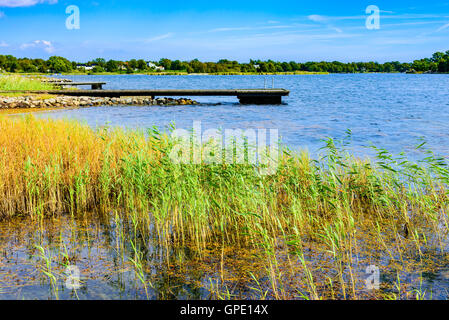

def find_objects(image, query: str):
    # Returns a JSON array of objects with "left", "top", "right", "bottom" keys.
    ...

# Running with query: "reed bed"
[
  {"left": 0, "top": 75, "right": 54, "bottom": 92},
  {"left": 1, "top": 115, "right": 449, "bottom": 299}
]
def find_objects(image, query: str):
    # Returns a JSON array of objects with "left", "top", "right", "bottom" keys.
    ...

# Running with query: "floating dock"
[{"left": 1, "top": 89, "right": 290, "bottom": 104}]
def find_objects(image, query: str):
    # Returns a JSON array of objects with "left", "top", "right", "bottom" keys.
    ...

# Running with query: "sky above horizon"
[{"left": 0, "top": 0, "right": 449, "bottom": 62}]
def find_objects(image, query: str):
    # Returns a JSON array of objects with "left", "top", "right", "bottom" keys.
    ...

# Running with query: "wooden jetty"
[
  {"left": 2, "top": 89, "right": 290, "bottom": 104},
  {"left": 41, "top": 79, "right": 73, "bottom": 83},
  {"left": 51, "top": 82, "right": 107, "bottom": 90}
]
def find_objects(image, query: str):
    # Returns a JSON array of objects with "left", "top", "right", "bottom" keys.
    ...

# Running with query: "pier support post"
[{"left": 238, "top": 95, "right": 283, "bottom": 105}]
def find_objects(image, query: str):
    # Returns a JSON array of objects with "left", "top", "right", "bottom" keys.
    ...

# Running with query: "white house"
[
  {"left": 147, "top": 62, "right": 165, "bottom": 71},
  {"left": 77, "top": 64, "right": 96, "bottom": 71}
]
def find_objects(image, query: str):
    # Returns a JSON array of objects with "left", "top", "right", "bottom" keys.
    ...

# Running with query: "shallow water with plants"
[{"left": 1, "top": 115, "right": 449, "bottom": 300}]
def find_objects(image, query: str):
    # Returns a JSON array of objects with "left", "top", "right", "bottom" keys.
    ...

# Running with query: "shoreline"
[
  {"left": 5, "top": 71, "right": 449, "bottom": 76},
  {"left": 7, "top": 71, "right": 330, "bottom": 76},
  {"left": 0, "top": 95, "right": 199, "bottom": 109}
]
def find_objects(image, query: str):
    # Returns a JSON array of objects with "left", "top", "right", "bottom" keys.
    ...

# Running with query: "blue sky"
[{"left": 0, "top": 0, "right": 449, "bottom": 62}]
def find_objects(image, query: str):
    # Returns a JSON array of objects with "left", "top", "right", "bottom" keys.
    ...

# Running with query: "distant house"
[
  {"left": 253, "top": 64, "right": 260, "bottom": 69},
  {"left": 77, "top": 64, "right": 96, "bottom": 71},
  {"left": 147, "top": 62, "right": 165, "bottom": 71}
]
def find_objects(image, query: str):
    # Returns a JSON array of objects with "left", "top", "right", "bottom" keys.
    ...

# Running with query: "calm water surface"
[{"left": 34, "top": 74, "right": 449, "bottom": 159}]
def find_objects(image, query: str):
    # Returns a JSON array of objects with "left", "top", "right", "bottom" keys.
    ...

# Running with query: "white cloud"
[
  {"left": 0, "top": 0, "right": 57, "bottom": 7},
  {"left": 306, "top": 13, "right": 446, "bottom": 22},
  {"left": 308, "top": 14, "right": 343, "bottom": 33},
  {"left": 0, "top": 41, "right": 8, "bottom": 47},
  {"left": 209, "top": 25, "right": 291, "bottom": 33},
  {"left": 145, "top": 33, "right": 174, "bottom": 42},
  {"left": 436, "top": 22, "right": 449, "bottom": 32},
  {"left": 333, "top": 27, "right": 343, "bottom": 33},
  {"left": 308, "top": 15, "right": 327, "bottom": 23},
  {"left": 20, "top": 40, "right": 54, "bottom": 53}
]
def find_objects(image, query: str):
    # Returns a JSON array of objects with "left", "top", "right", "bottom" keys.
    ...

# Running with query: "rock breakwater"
[{"left": 0, "top": 95, "right": 199, "bottom": 109}]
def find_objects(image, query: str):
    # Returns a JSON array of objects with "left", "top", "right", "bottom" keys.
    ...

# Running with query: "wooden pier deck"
[
  {"left": 52, "top": 82, "right": 107, "bottom": 90},
  {"left": 0, "top": 89, "right": 290, "bottom": 104}
]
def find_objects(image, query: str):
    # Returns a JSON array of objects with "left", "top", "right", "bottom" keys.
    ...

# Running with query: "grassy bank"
[
  {"left": 1, "top": 115, "right": 449, "bottom": 299},
  {"left": 0, "top": 75, "right": 56, "bottom": 97},
  {"left": 0, "top": 75, "right": 54, "bottom": 91}
]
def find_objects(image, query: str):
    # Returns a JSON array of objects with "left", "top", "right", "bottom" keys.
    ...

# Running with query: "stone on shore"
[{"left": 0, "top": 95, "right": 199, "bottom": 109}]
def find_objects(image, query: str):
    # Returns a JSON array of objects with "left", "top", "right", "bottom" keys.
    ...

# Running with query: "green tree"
[
  {"left": 106, "top": 60, "right": 119, "bottom": 72},
  {"left": 47, "top": 56, "right": 73, "bottom": 73},
  {"left": 281, "top": 62, "right": 292, "bottom": 72},
  {"left": 432, "top": 52, "right": 445, "bottom": 62},
  {"left": 159, "top": 58, "right": 172, "bottom": 70},
  {"left": 128, "top": 59, "right": 138, "bottom": 70},
  {"left": 93, "top": 58, "right": 106, "bottom": 67},
  {"left": 171, "top": 60, "right": 182, "bottom": 71},
  {"left": 92, "top": 65, "right": 105, "bottom": 73},
  {"left": 438, "top": 58, "right": 449, "bottom": 72},
  {"left": 137, "top": 59, "right": 147, "bottom": 71},
  {"left": 18, "top": 59, "right": 37, "bottom": 72}
]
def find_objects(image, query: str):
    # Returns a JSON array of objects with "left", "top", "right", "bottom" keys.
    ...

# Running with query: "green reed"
[{"left": 1, "top": 116, "right": 449, "bottom": 299}]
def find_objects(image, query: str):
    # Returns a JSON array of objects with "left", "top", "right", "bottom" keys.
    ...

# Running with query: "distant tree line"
[{"left": 1, "top": 51, "right": 449, "bottom": 74}]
